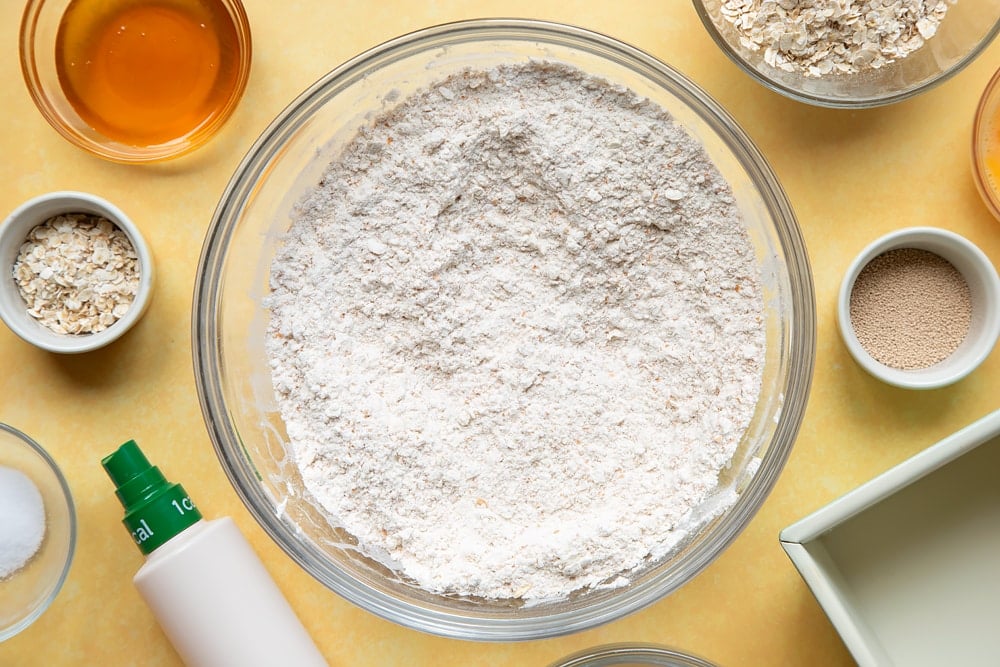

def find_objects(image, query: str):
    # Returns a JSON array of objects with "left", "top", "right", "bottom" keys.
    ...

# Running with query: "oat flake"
[{"left": 266, "top": 62, "right": 766, "bottom": 600}]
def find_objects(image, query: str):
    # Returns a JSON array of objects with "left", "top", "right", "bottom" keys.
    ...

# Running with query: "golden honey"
[{"left": 55, "top": 0, "right": 245, "bottom": 147}]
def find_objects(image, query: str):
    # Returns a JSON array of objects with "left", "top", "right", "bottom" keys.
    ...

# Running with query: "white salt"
[{"left": 0, "top": 466, "right": 46, "bottom": 579}]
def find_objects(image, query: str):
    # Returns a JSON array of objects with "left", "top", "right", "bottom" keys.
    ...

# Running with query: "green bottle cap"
[{"left": 101, "top": 440, "right": 203, "bottom": 555}]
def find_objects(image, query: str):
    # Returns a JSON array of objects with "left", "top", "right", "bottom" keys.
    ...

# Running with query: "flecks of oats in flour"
[{"left": 266, "top": 62, "right": 765, "bottom": 600}]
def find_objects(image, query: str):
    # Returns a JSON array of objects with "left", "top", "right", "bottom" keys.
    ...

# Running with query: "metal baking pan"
[{"left": 780, "top": 409, "right": 1000, "bottom": 667}]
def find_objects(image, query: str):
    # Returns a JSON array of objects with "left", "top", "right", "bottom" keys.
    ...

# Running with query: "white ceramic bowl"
[
  {"left": 838, "top": 227, "right": 1000, "bottom": 389},
  {"left": 0, "top": 191, "right": 154, "bottom": 353}
]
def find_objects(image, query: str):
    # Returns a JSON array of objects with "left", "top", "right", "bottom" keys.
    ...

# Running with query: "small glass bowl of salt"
[{"left": 0, "top": 423, "right": 76, "bottom": 642}]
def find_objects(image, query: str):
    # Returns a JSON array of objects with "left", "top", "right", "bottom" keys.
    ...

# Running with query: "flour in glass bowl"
[{"left": 265, "top": 61, "right": 765, "bottom": 601}]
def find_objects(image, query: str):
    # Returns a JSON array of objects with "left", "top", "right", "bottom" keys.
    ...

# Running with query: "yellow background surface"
[{"left": 2, "top": 1, "right": 1000, "bottom": 665}]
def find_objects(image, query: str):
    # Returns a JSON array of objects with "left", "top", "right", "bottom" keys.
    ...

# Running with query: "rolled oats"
[
  {"left": 12, "top": 213, "right": 140, "bottom": 335},
  {"left": 719, "top": 0, "right": 954, "bottom": 77}
]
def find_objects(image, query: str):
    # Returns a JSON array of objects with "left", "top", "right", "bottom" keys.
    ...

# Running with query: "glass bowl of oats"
[
  {"left": 694, "top": 0, "right": 1000, "bottom": 108},
  {"left": 0, "top": 191, "right": 154, "bottom": 353},
  {"left": 193, "top": 19, "right": 815, "bottom": 640}
]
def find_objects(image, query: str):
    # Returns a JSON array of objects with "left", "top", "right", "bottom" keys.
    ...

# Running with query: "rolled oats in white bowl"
[{"left": 0, "top": 191, "right": 154, "bottom": 353}]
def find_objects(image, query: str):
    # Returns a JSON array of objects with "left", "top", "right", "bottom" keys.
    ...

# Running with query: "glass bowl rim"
[
  {"left": 550, "top": 642, "right": 719, "bottom": 667},
  {"left": 972, "top": 64, "right": 1000, "bottom": 220},
  {"left": 193, "top": 17, "right": 816, "bottom": 640}
]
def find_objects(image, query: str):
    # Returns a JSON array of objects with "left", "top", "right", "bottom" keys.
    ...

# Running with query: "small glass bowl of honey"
[
  {"left": 19, "top": 0, "right": 251, "bottom": 163},
  {"left": 973, "top": 65, "right": 1000, "bottom": 221}
]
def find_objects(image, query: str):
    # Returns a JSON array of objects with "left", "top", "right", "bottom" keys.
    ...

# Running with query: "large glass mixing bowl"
[{"left": 193, "top": 19, "right": 815, "bottom": 640}]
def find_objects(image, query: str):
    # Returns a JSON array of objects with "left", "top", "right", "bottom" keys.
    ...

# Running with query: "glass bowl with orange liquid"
[
  {"left": 20, "top": 0, "right": 251, "bottom": 163},
  {"left": 974, "top": 66, "right": 1000, "bottom": 221}
]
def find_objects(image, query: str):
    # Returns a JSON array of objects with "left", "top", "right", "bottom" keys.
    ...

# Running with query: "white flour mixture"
[{"left": 266, "top": 62, "right": 765, "bottom": 600}]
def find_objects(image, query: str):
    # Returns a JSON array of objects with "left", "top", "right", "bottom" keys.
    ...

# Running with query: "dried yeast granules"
[{"left": 849, "top": 247, "right": 971, "bottom": 370}]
